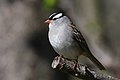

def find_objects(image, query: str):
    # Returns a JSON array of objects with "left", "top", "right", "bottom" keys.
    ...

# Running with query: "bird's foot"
[
  {"left": 71, "top": 60, "right": 80, "bottom": 75},
  {"left": 73, "top": 60, "right": 78, "bottom": 70},
  {"left": 58, "top": 55, "right": 65, "bottom": 70}
]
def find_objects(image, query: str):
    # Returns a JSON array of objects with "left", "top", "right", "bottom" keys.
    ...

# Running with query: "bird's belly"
[
  {"left": 55, "top": 43, "right": 82, "bottom": 60},
  {"left": 49, "top": 27, "right": 82, "bottom": 59},
  {"left": 49, "top": 35, "right": 82, "bottom": 59}
]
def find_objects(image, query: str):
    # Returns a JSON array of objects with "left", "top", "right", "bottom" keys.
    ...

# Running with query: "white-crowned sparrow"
[{"left": 45, "top": 12, "right": 105, "bottom": 70}]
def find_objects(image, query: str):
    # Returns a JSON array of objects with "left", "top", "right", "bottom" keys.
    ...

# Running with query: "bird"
[{"left": 45, "top": 12, "right": 105, "bottom": 70}]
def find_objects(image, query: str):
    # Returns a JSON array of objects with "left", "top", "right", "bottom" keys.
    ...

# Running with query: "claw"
[
  {"left": 58, "top": 55, "right": 65, "bottom": 70},
  {"left": 73, "top": 60, "right": 78, "bottom": 70},
  {"left": 59, "top": 63, "right": 65, "bottom": 70}
]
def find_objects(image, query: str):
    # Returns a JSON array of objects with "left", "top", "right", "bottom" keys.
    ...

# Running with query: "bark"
[{"left": 52, "top": 56, "right": 120, "bottom": 80}]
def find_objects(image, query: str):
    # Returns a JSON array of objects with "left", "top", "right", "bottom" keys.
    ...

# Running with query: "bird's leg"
[
  {"left": 59, "top": 55, "right": 63, "bottom": 58},
  {"left": 71, "top": 56, "right": 80, "bottom": 74},
  {"left": 72, "top": 59, "right": 78, "bottom": 70},
  {"left": 58, "top": 55, "right": 65, "bottom": 70},
  {"left": 73, "top": 60, "right": 80, "bottom": 76}
]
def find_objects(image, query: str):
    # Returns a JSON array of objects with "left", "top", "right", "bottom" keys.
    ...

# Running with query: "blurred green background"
[{"left": 0, "top": 0, "right": 120, "bottom": 80}]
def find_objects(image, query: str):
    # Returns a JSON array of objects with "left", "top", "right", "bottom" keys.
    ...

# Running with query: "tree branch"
[{"left": 51, "top": 56, "right": 120, "bottom": 80}]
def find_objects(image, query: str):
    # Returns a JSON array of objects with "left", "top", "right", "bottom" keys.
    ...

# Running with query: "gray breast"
[
  {"left": 48, "top": 23, "right": 73, "bottom": 49},
  {"left": 48, "top": 23, "right": 81, "bottom": 59}
]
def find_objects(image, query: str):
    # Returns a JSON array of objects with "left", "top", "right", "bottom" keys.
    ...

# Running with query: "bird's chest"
[
  {"left": 48, "top": 26, "right": 73, "bottom": 49},
  {"left": 49, "top": 30, "right": 80, "bottom": 59},
  {"left": 48, "top": 24, "right": 82, "bottom": 59}
]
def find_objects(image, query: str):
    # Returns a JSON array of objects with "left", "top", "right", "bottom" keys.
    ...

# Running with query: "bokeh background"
[{"left": 0, "top": 0, "right": 120, "bottom": 80}]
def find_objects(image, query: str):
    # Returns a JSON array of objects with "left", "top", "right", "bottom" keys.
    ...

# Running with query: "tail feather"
[{"left": 87, "top": 53, "right": 106, "bottom": 70}]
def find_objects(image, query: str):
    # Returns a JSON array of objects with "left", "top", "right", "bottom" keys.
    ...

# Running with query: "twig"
[{"left": 51, "top": 56, "right": 120, "bottom": 80}]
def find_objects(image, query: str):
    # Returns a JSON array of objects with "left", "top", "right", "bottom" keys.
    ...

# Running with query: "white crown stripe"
[
  {"left": 53, "top": 13, "right": 63, "bottom": 19},
  {"left": 49, "top": 13, "right": 56, "bottom": 18}
]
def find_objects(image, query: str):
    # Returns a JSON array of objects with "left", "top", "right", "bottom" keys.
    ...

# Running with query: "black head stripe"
[
  {"left": 49, "top": 12, "right": 64, "bottom": 20},
  {"left": 49, "top": 13, "right": 57, "bottom": 20}
]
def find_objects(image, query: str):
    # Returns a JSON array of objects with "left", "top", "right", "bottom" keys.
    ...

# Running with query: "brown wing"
[
  {"left": 71, "top": 24, "right": 106, "bottom": 70},
  {"left": 70, "top": 24, "right": 90, "bottom": 52}
]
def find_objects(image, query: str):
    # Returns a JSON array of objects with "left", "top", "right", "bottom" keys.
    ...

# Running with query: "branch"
[{"left": 51, "top": 56, "right": 120, "bottom": 80}]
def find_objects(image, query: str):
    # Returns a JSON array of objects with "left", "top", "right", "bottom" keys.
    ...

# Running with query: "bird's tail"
[{"left": 87, "top": 52, "right": 106, "bottom": 70}]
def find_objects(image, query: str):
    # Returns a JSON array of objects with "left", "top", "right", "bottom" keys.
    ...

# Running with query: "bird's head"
[{"left": 44, "top": 12, "right": 66, "bottom": 25}]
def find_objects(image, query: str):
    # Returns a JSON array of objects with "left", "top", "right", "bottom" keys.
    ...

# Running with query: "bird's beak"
[{"left": 44, "top": 19, "right": 51, "bottom": 24}]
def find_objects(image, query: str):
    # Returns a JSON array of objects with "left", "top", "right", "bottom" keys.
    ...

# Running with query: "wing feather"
[{"left": 70, "top": 24, "right": 90, "bottom": 52}]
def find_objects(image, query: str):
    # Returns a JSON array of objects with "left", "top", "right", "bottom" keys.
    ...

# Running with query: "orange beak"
[{"left": 44, "top": 19, "right": 51, "bottom": 24}]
